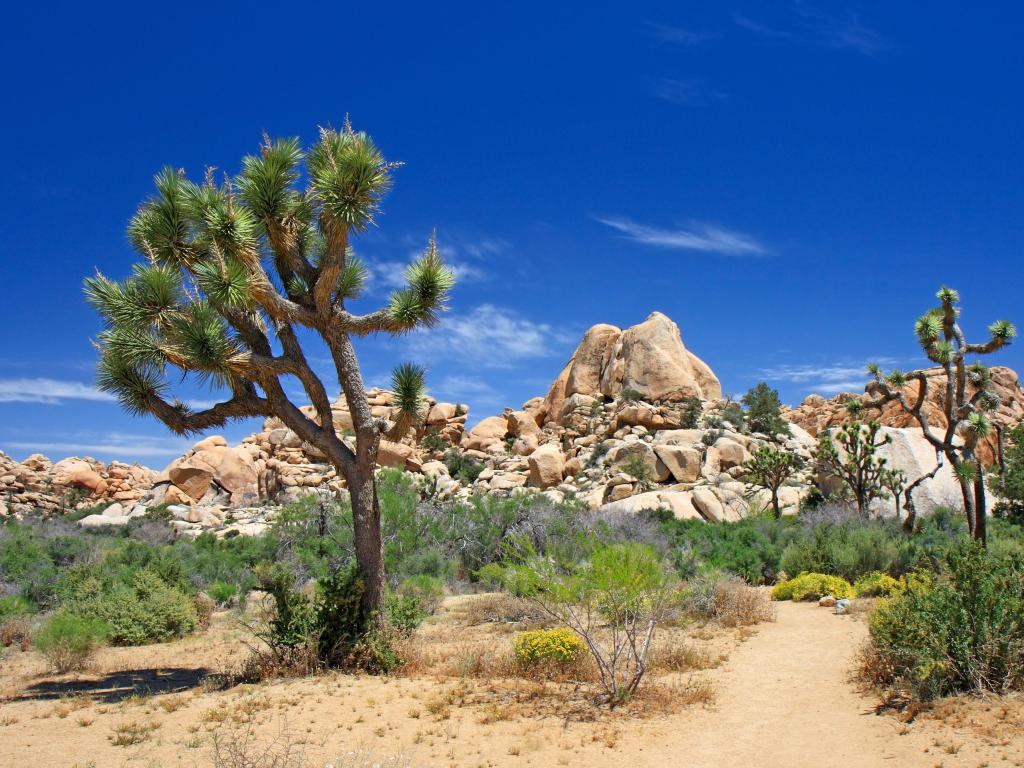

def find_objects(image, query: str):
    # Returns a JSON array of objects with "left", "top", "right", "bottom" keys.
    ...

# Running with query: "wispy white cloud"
[
  {"left": 0, "top": 378, "right": 114, "bottom": 405},
  {"left": 411, "top": 305, "right": 573, "bottom": 369},
  {"left": 735, "top": 3, "right": 889, "bottom": 56},
  {"left": 647, "top": 22, "right": 716, "bottom": 46},
  {"left": 363, "top": 234, "right": 501, "bottom": 296},
  {"left": 5, "top": 432, "right": 194, "bottom": 460},
  {"left": 594, "top": 216, "right": 767, "bottom": 256},
  {"left": 651, "top": 77, "right": 725, "bottom": 107},
  {"left": 759, "top": 358, "right": 901, "bottom": 394}
]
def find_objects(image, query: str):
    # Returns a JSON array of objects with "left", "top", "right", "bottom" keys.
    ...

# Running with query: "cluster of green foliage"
[
  {"left": 442, "top": 448, "right": 485, "bottom": 485},
  {"left": 994, "top": 421, "right": 1024, "bottom": 524},
  {"left": 504, "top": 542, "right": 676, "bottom": 705},
  {"left": 741, "top": 382, "right": 790, "bottom": 436},
  {"left": 868, "top": 542, "right": 1024, "bottom": 699},
  {"left": 620, "top": 388, "right": 646, "bottom": 403},
  {"left": 621, "top": 454, "right": 654, "bottom": 491},
  {"left": 32, "top": 611, "right": 108, "bottom": 672},
  {"left": 742, "top": 445, "right": 803, "bottom": 518}
]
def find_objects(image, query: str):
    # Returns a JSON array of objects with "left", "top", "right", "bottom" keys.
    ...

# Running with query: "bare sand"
[{"left": 0, "top": 598, "right": 1021, "bottom": 768}]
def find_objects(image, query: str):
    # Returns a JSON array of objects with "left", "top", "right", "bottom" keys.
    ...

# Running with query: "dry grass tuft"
[
  {"left": 456, "top": 593, "right": 550, "bottom": 628},
  {"left": 649, "top": 642, "right": 725, "bottom": 673},
  {"left": 108, "top": 719, "right": 161, "bottom": 747},
  {"left": 712, "top": 579, "right": 776, "bottom": 627}
]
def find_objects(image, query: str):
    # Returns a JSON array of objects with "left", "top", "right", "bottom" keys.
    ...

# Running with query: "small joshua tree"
[
  {"left": 863, "top": 287, "right": 1016, "bottom": 544},
  {"left": 743, "top": 444, "right": 803, "bottom": 518},
  {"left": 816, "top": 415, "right": 893, "bottom": 516},
  {"left": 84, "top": 123, "right": 455, "bottom": 615},
  {"left": 879, "top": 467, "right": 907, "bottom": 520}
]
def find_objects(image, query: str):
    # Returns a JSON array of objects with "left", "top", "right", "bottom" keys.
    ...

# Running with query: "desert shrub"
[
  {"left": 0, "top": 594, "right": 34, "bottom": 622},
  {"left": 866, "top": 542, "right": 1024, "bottom": 700},
  {"left": 513, "top": 628, "right": 585, "bottom": 668},
  {"left": 208, "top": 580, "right": 238, "bottom": 607},
  {"left": 853, "top": 571, "right": 901, "bottom": 597},
  {"left": 459, "top": 593, "right": 548, "bottom": 625},
  {"left": 655, "top": 512, "right": 797, "bottom": 584},
  {"left": 741, "top": 382, "right": 789, "bottom": 436},
  {"left": 719, "top": 401, "right": 746, "bottom": 432},
  {"left": 397, "top": 575, "right": 444, "bottom": 614},
  {"left": 678, "top": 397, "right": 702, "bottom": 429},
  {"left": 33, "top": 611, "right": 107, "bottom": 672},
  {"left": 420, "top": 428, "right": 447, "bottom": 454},
  {"left": 506, "top": 542, "right": 676, "bottom": 705},
  {"left": 62, "top": 568, "right": 198, "bottom": 645},
  {"left": 686, "top": 572, "right": 776, "bottom": 626},
  {"left": 772, "top": 572, "right": 853, "bottom": 601},
  {"left": 256, "top": 563, "right": 401, "bottom": 674},
  {"left": 620, "top": 388, "right": 645, "bottom": 403},
  {"left": 994, "top": 499, "right": 1024, "bottom": 526},
  {"left": 474, "top": 562, "right": 506, "bottom": 588},
  {"left": 778, "top": 519, "right": 903, "bottom": 582},
  {"left": 621, "top": 454, "right": 653, "bottom": 491},
  {"left": 443, "top": 448, "right": 484, "bottom": 485}
]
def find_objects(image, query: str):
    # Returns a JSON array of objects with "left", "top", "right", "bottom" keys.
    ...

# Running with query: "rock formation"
[
  {"left": 786, "top": 366, "right": 1024, "bottom": 466},
  {"left": 3, "top": 311, "right": 1019, "bottom": 537},
  {"left": 0, "top": 451, "right": 155, "bottom": 517}
]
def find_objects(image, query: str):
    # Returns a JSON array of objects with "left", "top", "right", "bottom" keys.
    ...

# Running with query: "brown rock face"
[
  {"left": 786, "top": 366, "right": 1024, "bottom": 465},
  {"left": 536, "top": 312, "right": 721, "bottom": 426},
  {"left": 600, "top": 313, "right": 722, "bottom": 402}
]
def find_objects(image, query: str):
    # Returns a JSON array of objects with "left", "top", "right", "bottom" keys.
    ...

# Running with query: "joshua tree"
[
  {"left": 863, "top": 287, "right": 1016, "bottom": 544},
  {"left": 816, "top": 417, "right": 893, "bottom": 516},
  {"left": 84, "top": 124, "right": 454, "bottom": 614},
  {"left": 879, "top": 467, "right": 907, "bottom": 520},
  {"left": 743, "top": 444, "right": 803, "bottom": 518}
]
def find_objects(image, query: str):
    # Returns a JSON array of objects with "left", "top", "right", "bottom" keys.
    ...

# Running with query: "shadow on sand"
[{"left": 11, "top": 667, "right": 214, "bottom": 704}]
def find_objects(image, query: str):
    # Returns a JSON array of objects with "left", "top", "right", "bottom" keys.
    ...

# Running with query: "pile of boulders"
[
  {"left": 0, "top": 451, "right": 156, "bottom": 518},
  {"left": 7, "top": 310, "right": 1020, "bottom": 538}
]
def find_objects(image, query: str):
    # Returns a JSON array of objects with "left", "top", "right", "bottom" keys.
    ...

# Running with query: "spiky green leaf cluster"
[
  {"left": 915, "top": 312, "right": 943, "bottom": 345},
  {"left": 886, "top": 369, "right": 906, "bottom": 388},
  {"left": 335, "top": 250, "right": 368, "bottom": 300},
  {"left": 387, "top": 238, "right": 455, "bottom": 330},
  {"left": 307, "top": 126, "right": 396, "bottom": 234},
  {"left": 237, "top": 137, "right": 304, "bottom": 222},
  {"left": 936, "top": 285, "right": 961, "bottom": 306},
  {"left": 965, "top": 411, "right": 992, "bottom": 438},
  {"left": 989, "top": 319, "right": 1017, "bottom": 342},
  {"left": 391, "top": 362, "right": 427, "bottom": 420}
]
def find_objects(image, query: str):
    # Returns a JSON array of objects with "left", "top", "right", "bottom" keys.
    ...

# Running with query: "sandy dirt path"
[{"left": 604, "top": 601, "right": 980, "bottom": 768}]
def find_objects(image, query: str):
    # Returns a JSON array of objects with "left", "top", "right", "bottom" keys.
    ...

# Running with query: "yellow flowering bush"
[
  {"left": 853, "top": 571, "right": 901, "bottom": 597},
  {"left": 854, "top": 570, "right": 932, "bottom": 598},
  {"left": 771, "top": 572, "right": 853, "bottom": 601},
  {"left": 512, "top": 628, "right": 585, "bottom": 667}
]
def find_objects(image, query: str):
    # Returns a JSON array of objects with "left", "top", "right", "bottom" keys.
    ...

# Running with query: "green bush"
[
  {"left": 0, "top": 595, "right": 35, "bottom": 622},
  {"left": 33, "top": 611, "right": 107, "bottom": 672},
  {"left": 208, "top": 581, "right": 238, "bottom": 607},
  {"left": 443, "top": 448, "right": 485, "bottom": 485},
  {"left": 772, "top": 572, "right": 853, "bottom": 601},
  {"left": 867, "top": 542, "right": 1024, "bottom": 699},
  {"left": 64, "top": 569, "right": 199, "bottom": 645},
  {"left": 513, "top": 628, "right": 585, "bottom": 667},
  {"left": 259, "top": 564, "right": 402, "bottom": 674}
]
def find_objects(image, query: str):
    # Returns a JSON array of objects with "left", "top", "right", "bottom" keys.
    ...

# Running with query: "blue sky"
[{"left": 1, "top": 2, "right": 1021, "bottom": 466}]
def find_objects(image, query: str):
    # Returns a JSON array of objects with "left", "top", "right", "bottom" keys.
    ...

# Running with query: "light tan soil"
[{"left": 0, "top": 597, "right": 1021, "bottom": 768}]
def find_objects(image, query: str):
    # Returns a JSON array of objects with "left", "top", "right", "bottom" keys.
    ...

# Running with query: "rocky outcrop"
[
  {"left": 786, "top": 366, "right": 1024, "bottom": 466},
  {"left": 0, "top": 450, "right": 155, "bottom": 518}
]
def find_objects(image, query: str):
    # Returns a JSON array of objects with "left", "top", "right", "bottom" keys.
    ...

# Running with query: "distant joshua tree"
[
  {"left": 84, "top": 122, "right": 455, "bottom": 613},
  {"left": 863, "top": 287, "right": 1016, "bottom": 544}
]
